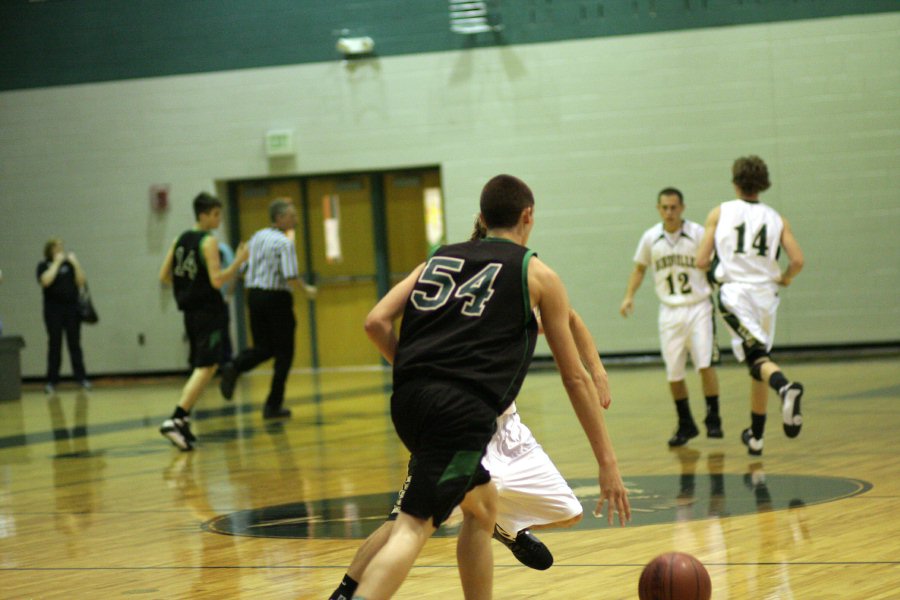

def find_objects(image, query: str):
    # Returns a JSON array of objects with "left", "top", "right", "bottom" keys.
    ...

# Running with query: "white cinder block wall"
[{"left": 0, "top": 14, "right": 898, "bottom": 377}]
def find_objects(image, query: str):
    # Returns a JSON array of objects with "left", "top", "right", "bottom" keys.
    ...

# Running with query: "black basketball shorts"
[
  {"left": 183, "top": 304, "right": 227, "bottom": 368},
  {"left": 390, "top": 381, "right": 497, "bottom": 528}
]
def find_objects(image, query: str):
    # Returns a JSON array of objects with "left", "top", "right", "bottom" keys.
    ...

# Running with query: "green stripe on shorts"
[{"left": 437, "top": 450, "right": 482, "bottom": 486}]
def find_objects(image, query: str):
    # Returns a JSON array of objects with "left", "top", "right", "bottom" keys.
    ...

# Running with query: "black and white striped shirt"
[{"left": 244, "top": 227, "right": 299, "bottom": 291}]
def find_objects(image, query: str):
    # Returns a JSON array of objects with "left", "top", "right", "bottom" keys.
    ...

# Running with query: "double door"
[{"left": 229, "top": 168, "right": 440, "bottom": 369}]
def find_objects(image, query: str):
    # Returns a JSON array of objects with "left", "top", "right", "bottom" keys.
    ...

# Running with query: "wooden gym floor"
[{"left": 1, "top": 356, "right": 898, "bottom": 599}]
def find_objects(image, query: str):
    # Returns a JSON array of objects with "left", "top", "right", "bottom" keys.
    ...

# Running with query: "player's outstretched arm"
[
  {"left": 530, "top": 257, "right": 630, "bottom": 526},
  {"left": 696, "top": 206, "right": 720, "bottom": 271},
  {"left": 364, "top": 263, "right": 424, "bottom": 364},
  {"left": 569, "top": 308, "right": 612, "bottom": 409}
]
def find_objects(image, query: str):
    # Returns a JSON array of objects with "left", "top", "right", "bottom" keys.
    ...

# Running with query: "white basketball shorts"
[
  {"left": 446, "top": 406, "right": 582, "bottom": 534},
  {"left": 658, "top": 298, "right": 717, "bottom": 381},
  {"left": 717, "top": 282, "right": 779, "bottom": 362}
]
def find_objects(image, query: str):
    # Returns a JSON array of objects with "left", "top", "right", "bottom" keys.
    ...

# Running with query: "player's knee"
[
  {"left": 460, "top": 481, "right": 497, "bottom": 525},
  {"left": 556, "top": 512, "right": 583, "bottom": 529},
  {"left": 748, "top": 356, "right": 770, "bottom": 381},
  {"left": 744, "top": 342, "right": 770, "bottom": 381}
]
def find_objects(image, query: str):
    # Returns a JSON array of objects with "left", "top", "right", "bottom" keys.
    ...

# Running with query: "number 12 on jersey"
[
  {"left": 411, "top": 257, "right": 502, "bottom": 317},
  {"left": 665, "top": 272, "right": 692, "bottom": 295}
]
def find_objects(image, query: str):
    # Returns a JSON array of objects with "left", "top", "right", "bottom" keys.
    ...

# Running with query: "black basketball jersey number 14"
[{"left": 172, "top": 230, "right": 222, "bottom": 311}]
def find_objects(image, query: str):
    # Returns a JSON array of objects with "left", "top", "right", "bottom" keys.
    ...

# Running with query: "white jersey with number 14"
[{"left": 713, "top": 199, "right": 783, "bottom": 286}]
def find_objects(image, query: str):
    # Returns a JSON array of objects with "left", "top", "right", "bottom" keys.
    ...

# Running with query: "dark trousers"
[
  {"left": 44, "top": 302, "right": 86, "bottom": 384},
  {"left": 221, "top": 302, "right": 234, "bottom": 363},
  {"left": 233, "top": 289, "right": 295, "bottom": 409}
]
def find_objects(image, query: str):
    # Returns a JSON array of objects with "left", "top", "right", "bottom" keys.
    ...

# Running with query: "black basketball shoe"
[
  {"left": 493, "top": 526, "right": 553, "bottom": 570},
  {"left": 704, "top": 414, "right": 723, "bottom": 439},
  {"left": 160, "top": 418, "right": 193, "bottom": 451},
  {"left": 779, "top": 382, "right": 803, "bottom": 438},
  {"left": 741, "top": 427, "right": 764, "bottom": 456},
  {"left": 667, "top": 421, "right": 699, "bottom": 447}
]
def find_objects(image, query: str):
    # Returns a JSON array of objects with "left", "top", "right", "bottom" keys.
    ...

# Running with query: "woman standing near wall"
[{"left": 37, "top": 238, "right": 90, "bottom": 394}]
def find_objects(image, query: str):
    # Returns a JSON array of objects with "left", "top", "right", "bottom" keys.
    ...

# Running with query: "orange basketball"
[{"left": 638, "top": 552, "right": 711, "bottom": 600}]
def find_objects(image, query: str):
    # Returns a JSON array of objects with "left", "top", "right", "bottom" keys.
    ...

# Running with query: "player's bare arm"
[
  {"left": 696, "top": 206, "right": 721, "bottom": 271},
  {"left": 202, "top": 237, "right": 248, "bottom": 289},
  {"left": 569, "top": 308, "right": 612, "bottom": 409},
  {"left": 619, "top": 263, "right": 647, "bottom": 317},
  {"left": 778, "top": 217, "right": 804, "bottom": 287},
  {"left": 529, "top": 256, "right": 630, "bottom": 526},
  {"left": 364, "top": 263, "right": 424, "bottom": 364},
  {"left": 534, "top": 309, "right": 611, "bottom": 408}
]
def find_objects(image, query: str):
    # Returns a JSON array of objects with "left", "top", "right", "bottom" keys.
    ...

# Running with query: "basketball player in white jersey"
[
  {"left": 696, "top": 156, "right": 805, "bottom": 456},
  {"left": 620, "top": 188, "right": 721, "bottom": 447}
]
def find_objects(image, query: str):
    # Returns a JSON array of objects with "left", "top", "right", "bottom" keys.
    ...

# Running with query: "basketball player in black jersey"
[
  {"left": 351, "top": 175, "right": 630, "bottom": 600},
  {"left": 158, "top": 192, "right": 248, "bottom": 451},
  {"left": 329, "top": 221, "right": 613, "bottom": 599}
]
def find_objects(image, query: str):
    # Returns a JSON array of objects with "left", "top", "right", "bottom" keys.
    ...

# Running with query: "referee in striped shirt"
[{"left": 219, "top": 198, "right": 314, "bottom": 418}]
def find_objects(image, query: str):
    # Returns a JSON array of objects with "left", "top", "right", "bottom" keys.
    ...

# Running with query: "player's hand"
[
  {"left": 593, "top": 466, "right": 630, "bottom": 527},
  {"left": 593, "top": 371, "right": 612, "bottom": 409},
  {"left": 778, "top": 273, "right": 792, "bottom": 287},
  {"left": 619, "top": 298, "right": 633, "bottom": 318}
]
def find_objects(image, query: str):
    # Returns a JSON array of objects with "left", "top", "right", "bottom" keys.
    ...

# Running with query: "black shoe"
[
  {"left": 704, "top": 414, "right": 723, "bottom": 438},
  {"left": 667, "top": 422, "right": 699, "bottom": 447},
  {"left": 779, "top": 382, "right": 803, "bottom": 438},
  {"left": 741, "top": 427, "right": 763, "bottom": 456},
  {"left": 263, "top": 406, "right": 292, "bottom": 419},
  {"left": 493, "top": 526, "right": 553, "bottom": 570},
  {"left": 160, "top": 418, "right": 193, "bottom": 451},
  {"left": 180, "top": 417, "right": 197, "bottom": 443},
  {"left": 219, "top": 363, "right": 238, "bottom": 401}
]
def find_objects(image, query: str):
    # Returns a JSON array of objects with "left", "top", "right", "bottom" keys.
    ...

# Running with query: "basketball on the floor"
[{"left": 638, "top": 552, "right": 711, "bottom": 600}]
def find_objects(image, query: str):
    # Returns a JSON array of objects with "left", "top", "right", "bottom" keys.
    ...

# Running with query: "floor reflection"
[
  {"left": 203, "top": 446, "right": 868, "bottom": 541},
  {"left": 48, "top": 391, "right": 107, "bottom": 550}
]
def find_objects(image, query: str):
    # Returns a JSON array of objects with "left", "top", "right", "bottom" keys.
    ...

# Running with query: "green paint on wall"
[{"left": 2, "top": 0, "right": 897, "bottom": 91}]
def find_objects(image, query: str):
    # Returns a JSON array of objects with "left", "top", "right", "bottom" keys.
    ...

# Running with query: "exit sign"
[{"left": 265, "top": 129, "right": 295, "bottom": 157}]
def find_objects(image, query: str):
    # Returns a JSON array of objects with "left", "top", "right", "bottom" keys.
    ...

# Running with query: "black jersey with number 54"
[{"left": 393, "top": 237, "right": 539, "bottom": 415}]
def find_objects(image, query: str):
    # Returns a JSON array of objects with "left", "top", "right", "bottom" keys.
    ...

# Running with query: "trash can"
[{"left": 0, "top": 336, "right": 26, "bottom": 401}]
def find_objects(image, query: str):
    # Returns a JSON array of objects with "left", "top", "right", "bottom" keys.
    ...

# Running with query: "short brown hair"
[
  {"left": 193, "top": 192, "right": 222, "bottom": 219},
  {"left": 657, "top": 187, "right": 684, "bottom": 204},
  {"left": 480, "top": 175, "right": 534, "bottom": 229},
  {"left": 44, "top": 238, "right": 62, "bottom": 261},
  {"left": 732, "top": 155, "right": 771, "bottom": 196}
]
